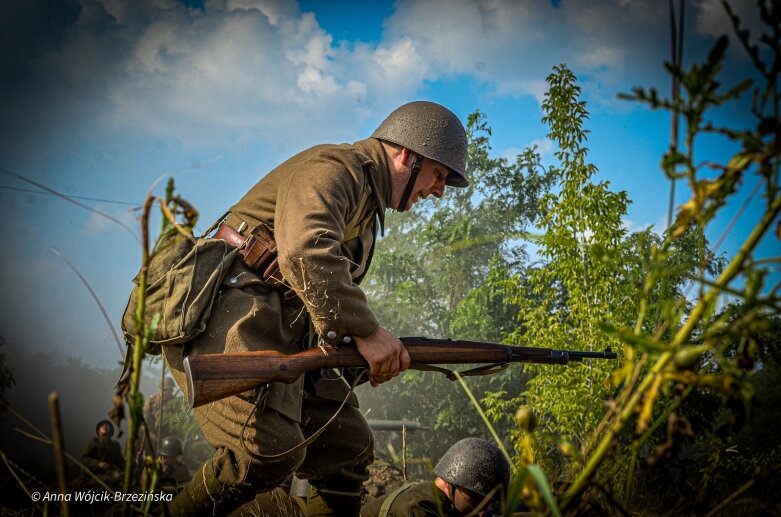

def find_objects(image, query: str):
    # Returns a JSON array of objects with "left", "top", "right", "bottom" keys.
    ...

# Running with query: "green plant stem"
[
  {"left": 453, "top": 371, "right": 512, "bottom": 464},
  {"left": 123, "top": 196, "right": 154, "bottom": 503},
  {"left": 561, "top": 192, "right": 781, "bottom": 510}
]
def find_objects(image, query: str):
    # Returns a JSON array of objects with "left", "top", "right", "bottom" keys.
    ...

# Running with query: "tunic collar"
[{"left": 352, "top": 138, "right": 392, "bottom": 235}]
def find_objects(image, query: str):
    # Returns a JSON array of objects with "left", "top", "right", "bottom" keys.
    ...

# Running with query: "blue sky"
[{"left": 0, "top": 0, "right": 776, "bottom": 370}]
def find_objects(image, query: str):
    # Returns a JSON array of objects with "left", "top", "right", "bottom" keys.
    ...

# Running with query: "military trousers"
[{"left": 163, "top": 347, "right": 373, "bottom": 514}]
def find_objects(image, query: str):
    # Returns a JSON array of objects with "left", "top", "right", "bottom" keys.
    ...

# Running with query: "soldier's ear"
[{"left": 402, "top": 148, "right": 421, "bottom": 171}]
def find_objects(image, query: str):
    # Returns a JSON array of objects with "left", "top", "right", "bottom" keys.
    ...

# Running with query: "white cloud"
[
  {"left": 218, "top": 0, "right": 299, "bottom": 24},
  {"left": 346, "top": 80, "right": 368, "bottom": 103},
  {"left": 575, "top": 45, "right": 626, "bottom": 72},
  {"left": 297, "top": 67, "right": 339, "bottom": 95},
  {"left": 286, "top": 15, "right": 333, "bottom": 68},
  {"left": 6, "top": 0, "right": 757, "bottom": 154},
  {"left": 622, "top": 215, "right": 654, "bottom": 234},
  {"left": 529, "top": 138, "right": 553, "bottom": 156},
  {"left": 17, "top": 1, "right": 396, "bottom": 149},
  {"left": 694, "top": 0, "right": 763, "bottom": 41},
  {"left": 500, "top": 138, "right": 554, "bottom": 164},
  {"left": 372, "top": 38, "right": 429, "bottom": 86},
  {"left": 383, "top": 0, "right": 673, "bottom": 103}
]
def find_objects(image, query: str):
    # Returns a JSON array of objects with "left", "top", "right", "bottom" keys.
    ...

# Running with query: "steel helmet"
[
  {"left": 434, "top": 437, "right": 511, "bottom": 499},
  {"left": 371, "top": 101, "right": 469, "bottom": 189},
  {"left": 95, "top": 419, "right": 115, "bottom": 437},
  {"left": 159, "top": 436, "right": 183, "bottom": 457}
]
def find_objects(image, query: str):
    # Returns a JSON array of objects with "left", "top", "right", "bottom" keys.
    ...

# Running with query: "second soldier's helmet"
[
  {"left": 95, "top": 419, "right": 115, "bottom": 437},
  {"left": 159, "top": 436, "right": 183, "bottom": 457},
  {"left": 371, "top": 101, "right": 469, "bottom": 188},
  {"left": 434, "top": 437, "right": 511, "bottom": 499}
]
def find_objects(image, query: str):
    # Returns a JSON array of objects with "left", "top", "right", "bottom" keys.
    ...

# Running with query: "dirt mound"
[{"left": 363, "top": 461, "right": 406, "bottom": 499}]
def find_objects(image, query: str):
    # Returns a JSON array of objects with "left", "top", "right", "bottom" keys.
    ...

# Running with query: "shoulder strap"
[
  {"left": 379, "top": 482, "right": 417, "bottom": 517},
  {"left": 343, "top": 183, "right": 372, "bottom": 242}
]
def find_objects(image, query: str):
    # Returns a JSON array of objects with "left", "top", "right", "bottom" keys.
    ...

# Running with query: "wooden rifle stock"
[{"left": 184, "top": 337, "right": 617, "bottom": 408}]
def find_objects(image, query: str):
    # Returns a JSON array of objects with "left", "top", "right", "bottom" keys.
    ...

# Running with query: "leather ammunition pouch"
[{"left": 214, "top": 222, "right": 303, "bottom": 308}]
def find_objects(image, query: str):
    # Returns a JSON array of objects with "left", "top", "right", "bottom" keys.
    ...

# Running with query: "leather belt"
[{"left": 213, "top": 222, "right": 303, "bottom": 308}]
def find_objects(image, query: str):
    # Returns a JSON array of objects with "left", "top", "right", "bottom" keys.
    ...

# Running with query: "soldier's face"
[
  {"left": 98, "top": 423, "right": 112, "bottom": 439},
  {"left": 159, "top": 455, "right": 175, "bottom": 468},
  {"left": 453, "top": 486, "right": 488, "bottom": 516},
  {"left": 402, "top": 158, "right": 449, "bottom": 210}
]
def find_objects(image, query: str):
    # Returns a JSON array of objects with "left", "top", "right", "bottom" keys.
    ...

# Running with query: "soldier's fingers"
[
  {"left": 369, "top": 375, "right": 385, "bottom": 387},
  {"left": 387, "top": 353, "right": 400, "bottom": 376},
  {"left": 374, "top": 357, "right": 393, "bottom": 376},
  {"left": 398, "top": 347, "right": 411, "bottom": 371}
]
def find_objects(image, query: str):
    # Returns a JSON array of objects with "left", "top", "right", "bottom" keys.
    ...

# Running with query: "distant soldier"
[
  {"left": 362, "top": 437, "right": 511, "bottom": 517},
  {"left": 158, "top": 436, "right": 191, "bottom": 489},
  {"left": 143, "top": 376, "right": 176, "bottom": 447},
  {"left": 78, "top": 420, "right": 125, "bottom": 488},
  {"left": 142, "top": 436, "right": 192, "bottom": 494}
]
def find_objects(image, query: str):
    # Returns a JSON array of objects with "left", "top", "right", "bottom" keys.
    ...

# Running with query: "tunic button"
[
  {"left": 342, "top": 336, "right": 352, "bottom": 344},
  {"left": 326, "top": 330, "right": 337, "bottom": 340}
]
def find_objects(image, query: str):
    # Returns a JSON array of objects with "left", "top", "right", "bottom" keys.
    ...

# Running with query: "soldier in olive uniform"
[
  {"left": 157, "top": 436, "right": 191, "bottom": 490},
  {"left": 78, "top": 420, "right": 125, "bottom": 488},
  {"left": 362, "top": 438, "right": 511, "bottom": 517},
  {"left": 162, "top": 101, "right": 469, "bottom": 516}
]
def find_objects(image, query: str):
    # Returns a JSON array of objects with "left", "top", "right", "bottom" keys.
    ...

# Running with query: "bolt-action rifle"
[{"left": 184, "top": 337, "right": 617, "bottom": 408}]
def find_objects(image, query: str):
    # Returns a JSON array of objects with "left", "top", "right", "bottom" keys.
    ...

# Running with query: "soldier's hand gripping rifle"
[{"left": 184, "top": 337, "right": 617, "bottom": 407}]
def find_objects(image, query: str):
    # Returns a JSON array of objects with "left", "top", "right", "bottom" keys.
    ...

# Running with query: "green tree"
[
  {"left": 554, "top": 3, "right": 781, "bottom": 512},
  {"left": 502, "top": 65, "right": 633, "bottom": 454}
]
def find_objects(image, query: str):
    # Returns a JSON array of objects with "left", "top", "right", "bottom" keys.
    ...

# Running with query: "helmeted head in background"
[
  {"left": 434, "top": 437, "right": 511, "bottom": 501},
  {"left": 159, "top": 436, "right": 183, "bottom": 457},
  {"left": 95, "top": 419, "right": 115, "bottom": 439}
]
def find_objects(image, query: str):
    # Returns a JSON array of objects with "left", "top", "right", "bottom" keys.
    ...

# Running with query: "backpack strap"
[{"left": 379, "top": 482, "right": 417, "bottom": 517}]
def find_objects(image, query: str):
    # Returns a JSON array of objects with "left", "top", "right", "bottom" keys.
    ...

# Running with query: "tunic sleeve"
[{"left": 273, "top": 151, "right": 379, "bottom": 344}]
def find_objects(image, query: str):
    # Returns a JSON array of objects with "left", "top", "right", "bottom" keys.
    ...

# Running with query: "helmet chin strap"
[{"left": 397, "top": 153, "right": 423, "bottom": 212}]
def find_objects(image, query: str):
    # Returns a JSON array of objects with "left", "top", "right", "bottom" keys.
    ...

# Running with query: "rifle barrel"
[{"left": 566, "top": 348, "right": 617, "bottom": 361}]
